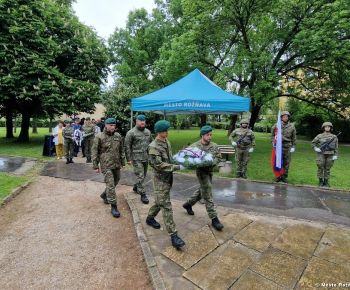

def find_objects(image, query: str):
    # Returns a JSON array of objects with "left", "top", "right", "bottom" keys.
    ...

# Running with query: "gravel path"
[{"left": 0, "top": 176, "right": 152, "bottom": 290}]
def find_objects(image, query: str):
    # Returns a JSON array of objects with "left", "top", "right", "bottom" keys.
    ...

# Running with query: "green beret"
[
  {"left": 154, "top": 120, "right": 170, "bottom": 133},
  {"left": 64, "top": 119, "right": 71, "bottom": 124},
  {"left": 200, "top": 125, "right": 213, "bottom": 136},
  {"left": 136, "top": 114, "right": 146, "bottom": 121},
  {"left": 105, "top": 117, "right": 116, "bottom": 124}
]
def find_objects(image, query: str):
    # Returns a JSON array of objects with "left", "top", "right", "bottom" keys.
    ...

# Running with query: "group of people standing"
[
  {"left": 228, "top": 111, "right": 339, "bottom": 187},
  {"left": 52, "top": 117, "right": 103, "bottom": 164},
  {"left": 91, "top": 115, "right": 224, "bottom": 249}
]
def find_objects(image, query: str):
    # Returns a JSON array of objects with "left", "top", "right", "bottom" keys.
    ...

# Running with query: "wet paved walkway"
[
  {"left": 40, "top": 161, "right": 350, "bottom": 289},
  {"left": 42, "top": 161, "right": 350, "bottom": 226},
  {"left": 0, "top": 156, "right": 36, "bottom": 175}
]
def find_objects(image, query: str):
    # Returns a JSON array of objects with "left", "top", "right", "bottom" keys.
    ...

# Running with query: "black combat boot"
[
  {"left": 318, "top": 178, "right": 324, "bottom": 187},
  {"left": 86, "top": 158, "right": 92, "bottom": 163},
  {"left": 211, "top": 217, "right": 224, "bottom": 231},
  {"left": 133, "top": 184, "right": 138, "bottom": 194},
  {"left": 241, "top": 172, "right": 247, "bottom": 179},
  {"left": 324, "top": 179, "right": 330, "bottom": 187},
  {"left": 111, "top": 204, "right": 120, "bottom": 218},
  {"left": 236, "top": 172, "right": 242, "bottom": 178},
  {"left": 146, "top": 216, "right": 161, "bottom": 229},
  {"left": 183, "top": 202, "right": 194, "bottom": 215},
  {"left": 170, "top": 233, "right": 185, "bottom": 249},
  {"left": 69, "top": 158, "right": 74, "bottom": 163},
  {"left": 100, "top": 192, "right": 108, "bottom": 204},
  {"left": 280, "top": 175, "right": 288, "bottom": 183},
  {"left": 66, "top": 159, "right": 70, "bottom": 164},
  {"left": 140, "top": 193, "right": 149, "bottom": 204}
]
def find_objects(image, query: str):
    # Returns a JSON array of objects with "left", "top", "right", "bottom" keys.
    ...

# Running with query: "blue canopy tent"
[{"left": 130, "top": 69, "right": 250, "bottom": 125}]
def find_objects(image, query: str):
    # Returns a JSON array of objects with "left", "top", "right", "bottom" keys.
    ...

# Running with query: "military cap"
[
  {"left": 322, "top": 122, "right": 333, "bottom": 129},
  {"left": 280, "top": 111, "right": 290, "bottom": 117},
  {"left": 136, "top": 114, "right": 146, "bottom": 121},
  {"left": 105, "top": 117, "right": 116, "bottom": 124},
  {"left": 240, "top": 119, "right": 249, "bottom": 124},
  {"left": 200, "top": 125, "right": 213, "bottom": 136},
  {"left": 154, "top": 120, "right": 170, "bottom": 133},
  {"left": 85, "top": 117, "right": 91, "bottom": 121},
  {"left": 64, "top": 119, "right": 71, "bottom": 124}
]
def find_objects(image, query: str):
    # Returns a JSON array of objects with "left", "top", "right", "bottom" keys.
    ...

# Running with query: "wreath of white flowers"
[{"left": 173, "top": 147, "right": 214, "bottom": 169}]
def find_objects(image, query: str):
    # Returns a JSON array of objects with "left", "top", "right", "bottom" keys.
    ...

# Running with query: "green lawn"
[
  {"left": 1, "top": 127, "right": 349, "bottom": 190},
  {"left": 0, "top": 173, "right": 28, "bottom": 202}
]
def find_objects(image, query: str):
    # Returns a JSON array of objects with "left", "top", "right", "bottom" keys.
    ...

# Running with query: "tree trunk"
[
  {"left": 200, "top": 114, "right": 207, "bottom": 127},
  {"left": 249, "top": 104, "right": 262, "bottom": 130},
  {"left": 5, "top": 109, "right": 14, "bottom": 138},
  {"left": 18, "top": 112, "right": 31, "bottom": 142},
  {"left": 48, "top": 118, "right": 53, "bottom": 133},
  {"left": 227, "top": 114, "right": 238, "bottom": 136},
  {"left": 32, "top": 117, "right": 38, "bottom": 134}
]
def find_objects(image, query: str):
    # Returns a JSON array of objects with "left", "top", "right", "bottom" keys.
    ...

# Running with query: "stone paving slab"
[
  {"left": 234, "top": 221, "right": 285, "bottom": 252},
  {"left": 229, "top": 270, "right": 285, "bottom": 290},
  {"left": 296, "top": 257, "right": 350, "bottom": 290},
  {"left": 162, "top": 225, "right": 218, "bottom": 270},
  {"left": 272, "top": 224, "right": 325, "bottom": 259},
  {"left": 183, "top": 241, "right": 260, "bottom": 290},
  {"left": 314, "top": 227, "right": 350, "bottom": 266},
  {"left": 250, "top": 247, "right": 307, "bottom": 289},
  {"left": 211, "top": 213, "right": 253, "bottom": 244}
]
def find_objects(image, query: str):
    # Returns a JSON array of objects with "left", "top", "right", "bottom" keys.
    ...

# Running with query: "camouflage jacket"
[
  {"left": 229, "top": 128, "right": 256, "bottom": 149},
  {"left": 92, "top": 129, "right": 125, "bottom": 172},
  {"left": 82, "top": 124, "right": 95, "bottom": 139},
  {"left": 271, "top": 122, "right": 296, "bottom": 148},
  {"left": 312, "top": 132, "right": 338, "bottom": 155},
  {"left": 62, "top": 126, "right": 74, "bottom": 140},
  {"left": 190, "top": 140, "right": 222, "bottom": 173},
  {"left": 148, "top": 138, "right": 180, "bottom": 184},
  {"left": 124, "top": 126, "right": 153, "bottom": 161}
]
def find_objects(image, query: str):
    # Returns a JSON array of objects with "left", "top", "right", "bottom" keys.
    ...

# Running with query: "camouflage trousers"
[
  {"left": 64, "top": 138, "right": 74, "bottom": 160},
  {"left": 188, "top": 170, "right": 217, "bottom": 220},
  {"left": 133, "top": 161, "right": 148, "bottom": 194},
  {"left": 84, "top": 137, "right": 94, "bottom": 159},
  {"left": 316, "top": 154, "right": 334, "bottom": 179},
  {"left": 235, "top": 147, "right": 250, "bottom": 176},
  {"left": 282, "top": 147, "right": 292, "bottom": 178},
  {"left": 103, "top": 168, "right": 120, "bottom": 205},
  {"left": 148, "top": 175, "right": 176, "bottom": 235}
]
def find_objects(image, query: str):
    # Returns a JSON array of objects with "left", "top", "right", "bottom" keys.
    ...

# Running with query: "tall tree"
[
  {"left": 0, "top": 0, "right": 109, "bottom": 141},
  {"left": 155, "top": 0, "right": 350, "bottom": 128}
]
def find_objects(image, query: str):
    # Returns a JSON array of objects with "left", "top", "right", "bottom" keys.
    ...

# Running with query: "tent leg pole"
[
  {"left": 164, "top": 111, "right": 166, "bottom": 120},
  {"left": 130, "top": 111, "right": 133, "bottom": 129}
]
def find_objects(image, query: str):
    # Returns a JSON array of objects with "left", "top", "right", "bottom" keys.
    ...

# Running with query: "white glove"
[
  {"left": 248, "top": 148, "right": 254, "bottom": 153},
  {"left": 231, "top": 141, "right": 237, "bottom": 147},
  {"left": 290, "top": 147, "right": 295, "bottom": 153},
  {"left": 314, "top": 147, "right": 321, "bottom": 153},
  {"left": 179, "top": 165, "right": 186, "bottom": 170},
  {"left": 332, "top": 155, "right": 338, "bottom": 160}
]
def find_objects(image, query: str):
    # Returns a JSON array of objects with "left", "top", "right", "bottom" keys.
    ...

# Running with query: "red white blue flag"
[{"left": 271, "top": 111, "right": 284, "bottom": 177}]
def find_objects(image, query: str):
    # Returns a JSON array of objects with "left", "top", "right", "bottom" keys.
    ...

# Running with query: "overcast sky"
[{"left": 72, "top": 0, "right": 156, "bottom": 40}]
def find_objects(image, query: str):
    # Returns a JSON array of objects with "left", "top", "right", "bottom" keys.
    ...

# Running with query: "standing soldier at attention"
[
  {"left": 124, "top": 114, "right": 153, "bottom": 204},
  {"left": 182, "top": 126, "right": 224, "bottom": 231},
  {"left": 271, "top": 111, "right": 296, "bottom": 183},
  {"left": 229, "top": 119, "right": 256, "bottom": 179},
  {"left": 92, "top": 118, "right": 125, "bottom": 218},
  {"left": 63, "top": 120, "right": 74, "bottom": 164},
  {"left": 311, "top": 122, "right": 339, "bottom": 187},
  {"left": 145, "top": 120, "right": 186, "bottom": 249},
  {"left": 82, "top": 117, "right": 95, "bottom": 163}
]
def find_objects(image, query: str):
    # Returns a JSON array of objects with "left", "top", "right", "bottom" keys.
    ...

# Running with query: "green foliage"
[{"left": 0, "top": 0, "right": 109, "bottom": 141}]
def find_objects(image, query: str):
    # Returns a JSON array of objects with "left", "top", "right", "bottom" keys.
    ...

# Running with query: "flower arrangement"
[{"left": 173, "top": 147, "right": 214, "bottom": 169}]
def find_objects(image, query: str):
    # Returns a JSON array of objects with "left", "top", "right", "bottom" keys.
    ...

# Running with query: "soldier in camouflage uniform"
[
  {"left": 124, "top": 114, "right": 153, "bottom": 204},
  {"left": 271, "top": 111, "right": 296, "bottom": 183},
  {"left": 63, "top": 120, "right": 74, "bottom": 164},
  {"left": 229, "top": 119, "right": 256, "bottom": 179},
  {"left": 82, "top": 117, "right": 95, "bottom": 163},
  {"left": 183, "top": 126, "right": 224, "bottom": 231},
  {"left": 311, "top": 122, "right": 338, "bottom": 187},
  {"left": 92, "top": 118, "right": 125, "bottom": 218},
  {"left": 145, "top": 120, "right": 186, "bottom": 249}
]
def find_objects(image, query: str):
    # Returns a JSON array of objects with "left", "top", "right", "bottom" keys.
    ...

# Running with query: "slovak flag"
[{"left": 271, "top": 111, "right": 284, "bottom": 177}]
